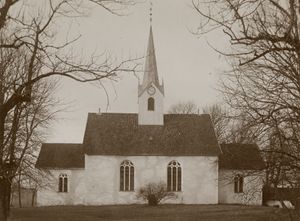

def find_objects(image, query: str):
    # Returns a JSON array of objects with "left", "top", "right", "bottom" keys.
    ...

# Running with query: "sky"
[{"left": 46, "top": 0, "right": 228, "bottom": 143}]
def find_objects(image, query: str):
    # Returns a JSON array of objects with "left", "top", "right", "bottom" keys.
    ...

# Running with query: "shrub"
[{"left": 136, "top": 181, "right": 177, "bottom": 206}]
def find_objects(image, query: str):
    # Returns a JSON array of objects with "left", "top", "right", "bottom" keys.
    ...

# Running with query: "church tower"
[{"left": 138, "top": 26, "right": 164, "bottom": 125}]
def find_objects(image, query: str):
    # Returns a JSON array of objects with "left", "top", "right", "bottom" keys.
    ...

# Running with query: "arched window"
[
  {"left": 148, "top": 97, "right": 155, "bottom": 111},
  {"left": 234, "top": 175, "right": 244, "bottom": 193},
  {"left": 120, "top": 160, "right": 134, "bottom": 191},
  {"left": 167, "top": 161, "right": 182, "bottom": 191},
  {"left": 58, "top": 174, "right": 68, "bottom": 192}
]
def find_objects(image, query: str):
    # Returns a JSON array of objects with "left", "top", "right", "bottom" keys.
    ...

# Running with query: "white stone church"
[{"left": 36, "top": 26, "right": 265, "bottom": 206}]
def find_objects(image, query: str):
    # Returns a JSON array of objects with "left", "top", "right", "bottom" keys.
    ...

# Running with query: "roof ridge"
[
  {"left": 42, "top": 143, "right": 82, "bottom": 145},
  {"left": 164, "top": 113, "right": 209, "bottom": 117},
  {"left": 221, "top": 143, "right": 257, "bottom": 147},
  {"left": 89, "top": 112, "right": 138, "bottom": 115},
  {"left": 88, "top": 113, "right": 210, "bottom": 117}
]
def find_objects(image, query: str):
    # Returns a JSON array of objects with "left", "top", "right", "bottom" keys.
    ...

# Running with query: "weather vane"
[{"left": 150, "top": 1, "right": 153, "bottom": 25}]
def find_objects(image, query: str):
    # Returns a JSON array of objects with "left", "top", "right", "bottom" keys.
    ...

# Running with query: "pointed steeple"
[
  {"left": 143, "top": 26, "right": 159, "bottom": 86},
  {"left": 137, "top": 5, "right": 164, "bottom": 126},
  {"left": 139, "top": 26, "right": 164, "bottom": 96}
]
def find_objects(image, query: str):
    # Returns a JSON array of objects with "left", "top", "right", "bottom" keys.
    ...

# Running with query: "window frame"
[
  {"left": 147, "top": 97, "right": 155, "bottom": 111},
  {"left": 120, "top": 160, "right": 134, "bottom": 192},
  {"left": 234, "top": 174, "right": 244, "bottom": 193},
  {"left": 58, "top": 174, "right": 68, "bottom": 193},
  {"left": 167, "top": 160, "right": 182, "bottom": 192}
]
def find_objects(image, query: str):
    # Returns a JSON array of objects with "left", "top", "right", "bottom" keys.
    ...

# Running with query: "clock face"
[{"left": 147, "top": 86, "right": 156, "bottom": 95}]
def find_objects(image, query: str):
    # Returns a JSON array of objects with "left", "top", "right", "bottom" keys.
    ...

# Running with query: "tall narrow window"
[
  {"left": 234, "top": 175, "right": 244, "bottom": 193},
  {"left": 58, "top": 174, "right": 68, "bottom": 192},
  {"left": 167, "top": 161, "right": 182, "bottom": 191},
  {"left": 120, "top": 160, "right": 134, "bottom": 191},
  {"left": 148, "top": 97, "right": 155, "bottom": 111}
]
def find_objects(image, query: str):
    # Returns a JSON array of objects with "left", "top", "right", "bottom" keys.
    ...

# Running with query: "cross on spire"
[{"left": 150, "top": 1, "right": 153, "bottom": 25}]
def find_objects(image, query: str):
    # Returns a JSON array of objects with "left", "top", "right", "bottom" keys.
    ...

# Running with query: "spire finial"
[{"left": 150, "top": 1, "right": 153, "bottom": 25}]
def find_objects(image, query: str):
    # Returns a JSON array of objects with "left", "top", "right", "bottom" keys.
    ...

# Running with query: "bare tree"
[
  {"left": 169, "top": 102, "right": 253, "bottom": 143},
  {"left": 0, "top": 0, "right": 136, "bottom": 49},
  {"left": 168, "top": 101, "right": 199, "bottom": 114},
  {"left": 202, "top": 104, "right": 229, "bottom": 142},
  {"left": 193, "top": 0, "right": 300, "bottom": 215},
  {"left": 202, "top": 103, "right": 255, "bottom": 143},
  {"left": 192, "top": 0, "right": 300, "bottom": 143},
  {"left": 0, "top": 1, "right": 139, "bottom": 220},
  {"left": 0, "top": 46, "right": 64, "bottom": 218},
  {"left": 11, "top": 79, "right": 60, "bottom": 208}
]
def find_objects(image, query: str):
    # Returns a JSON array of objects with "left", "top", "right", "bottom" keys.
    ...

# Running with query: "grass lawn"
[{"left": 9, "top": 204, "right": 299, "bottom": 221}]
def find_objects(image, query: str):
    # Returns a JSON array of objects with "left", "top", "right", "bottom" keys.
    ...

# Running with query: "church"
[{"left": 35, "top": 26, "right": 265, "bottom": 206}]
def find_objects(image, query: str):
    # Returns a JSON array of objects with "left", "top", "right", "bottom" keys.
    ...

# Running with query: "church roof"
[
  {"left": 35, "top": 143, "right": 84, "bottom": 169},
  {"left": 83, "top": 113, "right": 221, "bottom": 156},
  {"left": 35, "top": 119, "right": 266, "bottom": 170},
  {"left": 219, "top": 143, "right": 265, "bottom": 170}
]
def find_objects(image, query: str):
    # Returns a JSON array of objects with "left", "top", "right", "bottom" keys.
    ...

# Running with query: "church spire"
[
  {"left": 138, "top": 3, "right": 164, "bottom": 125},
  {"left": 142, "top": 26, "right": 160, "bottom": 88},
  {"left": 138, "top": 1, "right": 163, "bottom": 95}
]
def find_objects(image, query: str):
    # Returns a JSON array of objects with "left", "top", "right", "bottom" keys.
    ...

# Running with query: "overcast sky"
[{"left": 46, "top": 0, "right": 229, "bottom": 143}]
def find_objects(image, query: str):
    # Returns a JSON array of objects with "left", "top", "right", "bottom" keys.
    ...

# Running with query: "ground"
[{"left": 9, "top": 205, "right": 299, "bottom": 221}]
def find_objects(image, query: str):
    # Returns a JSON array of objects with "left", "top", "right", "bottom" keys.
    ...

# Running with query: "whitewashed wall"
[
  {"left": 218, "top": 169, "right": 264, "bottom": 205},
  {"left": 36, "top": 169, "right": 85, "bottom": 206},
  {"left": 37, "top": 155, "right": 218, "bottom": 206},
  {"left": 138, "top": 83, "right": 164, "bottom": 125}
]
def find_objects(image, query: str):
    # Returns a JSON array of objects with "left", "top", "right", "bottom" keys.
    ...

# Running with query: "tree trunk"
[
  {"left": 0, "top": 177, "right": 10, "bottom": 221},
  {"left": 31, "top": 189, "right": 36, "bottom": 207},
  {"left": 5, "top": 178, "right": 11, "bottom": 217},
  {"left": 18, "top": 174, "right": 22, "bottom": 208},
  {"left": 0, "top": 178, "right": 6, "bottom": 221},
  {"left": 0, "top": 112, "right": 11, "bottom": 221},
  {"left": 0, "top": 111, "right": 8, "bottom": 221}
]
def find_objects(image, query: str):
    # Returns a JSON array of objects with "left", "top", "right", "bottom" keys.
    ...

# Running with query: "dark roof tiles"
[
  {"left": 82, "top": 113, "right": 221, "bottom": 156},
  {"left": 35, "top": 143, "right": 84, "bottom": 169},
  {"left": 219, "top": 143, "right": 265, "bottom": 170}
]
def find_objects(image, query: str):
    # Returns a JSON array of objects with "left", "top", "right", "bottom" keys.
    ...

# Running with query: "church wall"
[
  {"left": 37, "top": 155, "right": 219, "bottom": 206},
  {"left": 84, "top": 155, "right": 218, "bottom": 205},
  {"left": 138, "top": 83, "right": 164, "bottom": 125},
  {"left": 218, "top": 169, "right": 264, "bottom": 205},
  {"left": 36, "top": 169, "right": 86, "bottom": 206}
]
